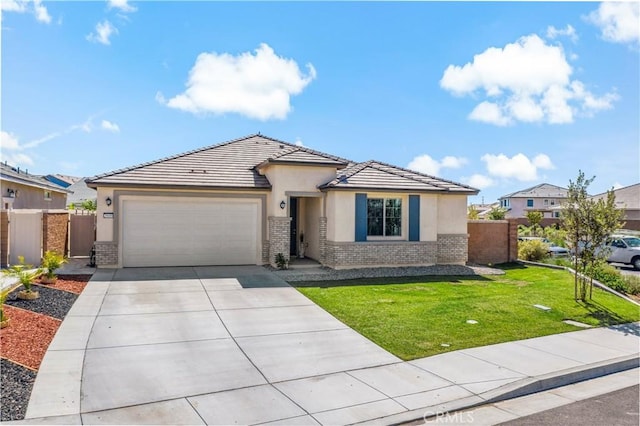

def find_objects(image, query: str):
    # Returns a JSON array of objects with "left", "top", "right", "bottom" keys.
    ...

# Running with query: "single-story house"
[
  {"left": 1, "top": 163, "right": 70, "bottom": 211},
  {"left": 86, "top": 134, "right": 478, "bottom": 269},
  {"left": 66, "top": 178, "right": 98, "bottom": 209}
]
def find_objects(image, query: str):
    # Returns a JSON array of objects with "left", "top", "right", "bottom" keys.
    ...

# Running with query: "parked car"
[
  {"left": 518, "top": 237, "right": 570, "bottom": 257},
  {"left": 603, "top": 236, "right": 640, "bottom": 270}
]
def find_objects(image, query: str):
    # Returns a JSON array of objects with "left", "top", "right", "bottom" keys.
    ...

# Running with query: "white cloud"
[
  {"left": 108, "top": 0, "right": 136, "bottom": 13},
  {"left": 162, "top": 43, "right": 317, "bottom": 120},
  {"left": 407, "top": 154, "right": 468, "bottom": 176},
  {"left": 465, "top": 174, "right": 495, "bottom": 189},
  {"left": 1, "top": 131, "right": 20, "bottom": 150},
  {"left": 1, "top": 0, "right": 50, "bottom": 24},
  {"left": 1, "top": 0, "right": 27, "bottom": 13},
  {"left": 546, "top": 24, "right": 578, "bottom": 43},
  {"left": 440, "top": 34, "right": 617, "bottom": 125},
  {"left": 294, "top": 138, "right": 304, "bottom": 146},
  {"left": 612, "top": 182, "right": 623, "bottom": 190},
  {"left": 586, "top": 2, "right": 640, "bottom": 45},
  {"left": 469, "top": 101, "right": 512, "bottom": 126},
  {"left": 33, "top": 0, "right": 50, "bottom": 23},
  {"left": 87, "top": 20, "right": 118, "bottom": 45},
  {"left": 101, "top": 120, "right": 120, "bottom": 133},
  {"left": 0, "top": 131, "right": 34, "bottom": 167},
  {"left": 481, "top": 153, "right": 555, "bottom": 182}
]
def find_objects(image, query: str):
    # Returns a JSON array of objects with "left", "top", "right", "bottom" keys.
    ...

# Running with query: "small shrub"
[
  {"left": 275, "top": 253, "right": 288, "bottom": 270},
  {"left": 587, "top": 263, "right": 626, "bottom": 293},
  {"left": 623, "top": 275, "right": 640, "bottom": 295},
  {"left": 41, "top": 250, "right": 67, "bottom": 279},
  {"left": 518, "top": 239, "right": 549, "bottom": 262}
]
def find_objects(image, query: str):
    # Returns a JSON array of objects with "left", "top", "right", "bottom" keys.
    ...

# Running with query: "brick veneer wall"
[
  {"left": 95, "top": 241, "right": 118, "bottom": 266},
  {"left": 319, "top": 217, "right": 327, "bottom": 264},
  {"left": 467, "top": 219, "right": 518, "bottom": 265},
  {"left": 323, "top": 241, "right": 438, "bottom": 269},
  {"left": 0, "top": 212, "right": 8, "bottom": 267},
  {"left": 437, "top": 234, "right": 468, "bottom": 264},
  {"left": 43, "top": 212, "right": 68, "bottom": 255},
  {"left": 268, "top": 216, "right": 292, "bottom": 267}
]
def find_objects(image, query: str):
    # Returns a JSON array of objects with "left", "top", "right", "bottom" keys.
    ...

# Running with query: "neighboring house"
[
  {"left": 1, "top": 163, "right": 70, "bottom": 210},
  {"left": 469, "top": 202, "right": 499, "bottom": 219},
  {"left": 498, "top": 183, "right": 568, "bottom": 219},
  {"left": 44, "top": 174, "right": 80, "bottom": 188},
  {"left": 86, "top": 134, "right": 478, "bottom": 269},
  {"left": 590, "top": 183, "right": 640, "bottom": 230},
  {"left": 66, "top": 178, "right": 97, "bottom": 208}
]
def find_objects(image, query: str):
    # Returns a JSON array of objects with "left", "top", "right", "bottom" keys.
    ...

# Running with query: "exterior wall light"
[
  {"left": 280, "top": 200, "right": 286, "bottom": 210},
  {"left": 106, "top": 197, "right": 112, "bottom": 207}
]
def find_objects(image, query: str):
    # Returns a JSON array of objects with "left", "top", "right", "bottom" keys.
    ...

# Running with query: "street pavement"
[
  {"left": 421, "top": 369, "right": 639, "bottom": 425},
  {"left": 10, "top": 266, "right": 640, "bottom": 425}
]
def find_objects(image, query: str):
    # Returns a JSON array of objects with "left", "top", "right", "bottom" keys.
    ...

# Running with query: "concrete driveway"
[
  {"left": 23, "top": 266, "right": 640, "bottom": 425},
  {"left": 26, "top": 266, "right": 403, "bottom": 424}
]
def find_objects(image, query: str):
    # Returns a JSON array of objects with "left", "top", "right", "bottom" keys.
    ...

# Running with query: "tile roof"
[
  {"left": 1, "top": 163, "right": 71, "bottom": 193},
  {"left": 67, "top": 178, "right": 97, "bottom": 206},
  {"left": 590, "top": 183, "right": 639, "bottom": 210},
  {"left": 87, "top": 134, "right": 477, "bottom": 194},
  {"left": 319, "top": 160, "right": 478, "bottom": 194},
  {"left": 500, "top": 183, "right": 568, "bottom": 199},
  {"left": 87, "top": 134, "right": 343, "bottom": 189}
]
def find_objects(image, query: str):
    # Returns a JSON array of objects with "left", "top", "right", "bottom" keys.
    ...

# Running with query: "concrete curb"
[{"left": 373, "top": 354, "right": 639, "bottom": 426}]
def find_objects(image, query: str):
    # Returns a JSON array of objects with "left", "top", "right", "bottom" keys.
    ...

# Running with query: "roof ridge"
[
  {"left": 86, "top": 133, "right": 264, "bottom": 182},
  {"left": 500, "top": 182, "right": 569, "bottom": 199}
]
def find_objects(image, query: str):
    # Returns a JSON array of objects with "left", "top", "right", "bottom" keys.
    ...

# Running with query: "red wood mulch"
[
  {"left": 35, "top": 275, "right": 91, "bottom": 295},
  {"left": 0, "top": 306, "right": 61, "bottom": 370},
  {"left": 1, "top": 275, "right": 91, "bottom": 370}
]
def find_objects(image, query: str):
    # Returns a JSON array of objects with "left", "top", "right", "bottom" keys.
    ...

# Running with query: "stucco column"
[{"left": 268, "top": 216, "right": 292, "bottom": 267}]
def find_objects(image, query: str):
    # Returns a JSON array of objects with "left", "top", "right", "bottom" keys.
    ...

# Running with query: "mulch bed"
[{"left": 0, "top": 275, "right": 91, "bottom": 421}]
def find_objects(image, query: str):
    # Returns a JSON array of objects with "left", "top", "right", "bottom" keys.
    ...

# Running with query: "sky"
[{"left": 1, "top": 1, "right": 639, "bottom": 204}]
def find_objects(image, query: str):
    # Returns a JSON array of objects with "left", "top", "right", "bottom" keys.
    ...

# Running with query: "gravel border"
[
  {"left": 0, "top": 358, "right": 36, "bottom": 421},
  {"left": 5, "top": 285, "right": 78, "bottom": 320},
  {"left": 271, "top": 263, "right": 505, "bottom": 283}
]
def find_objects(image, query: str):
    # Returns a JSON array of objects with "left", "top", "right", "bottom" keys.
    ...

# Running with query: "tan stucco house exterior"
[
  {"left": 86, "top": 135, "right": 478, "bottom": 269},
  {"left": 1, "top": 163, "right": 69, "bottom": 211}
]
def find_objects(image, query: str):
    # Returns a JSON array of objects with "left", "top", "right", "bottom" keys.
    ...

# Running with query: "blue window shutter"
[
  {"left": 409, "top": 195, "right": 420, "bottom": 241},
  {"left": 355, "top": 193, "right": 367, "bottom": 241}
]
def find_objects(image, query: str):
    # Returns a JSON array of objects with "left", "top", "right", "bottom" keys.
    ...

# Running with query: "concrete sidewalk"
[{"left": 15, "top": 267, "right": 640, "bottom": 425}]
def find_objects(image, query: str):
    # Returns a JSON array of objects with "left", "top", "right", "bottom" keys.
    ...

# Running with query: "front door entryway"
[{"left": 289, "top": 197, "right": 298, "bottom": 256}]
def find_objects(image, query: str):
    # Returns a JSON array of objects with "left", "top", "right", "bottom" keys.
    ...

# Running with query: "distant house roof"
[
  {"left": 87, "top": 134, "right": 477, "bottom": 194},
  {"left": 44, "top": 174, "right": 81, "bottom": 188},
  {"left": 500, "top": 183, "right": 569, "bottom": 200},
  {"left": 1, "top": 163, "right": 71, "bottom": 194},
  {"left": 66, "top": 178, "right": 97, "bottom": 206},
  {"left": 319, "top": 160, "right": 478, "bottom": 194},
  {"left": 590, "top": 183, "right": 640, "bottom": 210}
]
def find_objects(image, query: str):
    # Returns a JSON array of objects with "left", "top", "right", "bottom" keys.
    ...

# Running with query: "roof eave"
[
  {"left": 255, "top": 159, "right": 348, "bottom": 171},
  {"left": 85, "top": 181, "right": 272, "bottom": 192},
  {"left": 1, "top": 173, "right": 72, "bottom": 194}
]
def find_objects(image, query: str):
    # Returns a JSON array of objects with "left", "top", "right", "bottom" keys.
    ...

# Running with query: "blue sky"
[{"left": 1, "top": 1, "right": 638, "bottom": 204}]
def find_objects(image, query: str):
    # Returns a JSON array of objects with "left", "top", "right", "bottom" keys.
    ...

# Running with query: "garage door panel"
[{"left": 122, "top": 198, "right": 259, "bottom": 267}]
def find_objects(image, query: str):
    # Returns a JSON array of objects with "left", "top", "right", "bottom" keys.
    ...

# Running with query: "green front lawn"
[{"left": 296, "top": 264, "right": 640, "bottom": 360}]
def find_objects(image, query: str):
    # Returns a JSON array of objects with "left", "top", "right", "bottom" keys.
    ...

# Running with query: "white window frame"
[{"left": 366, "top": 197, "right": 403, "bottom": 240}]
